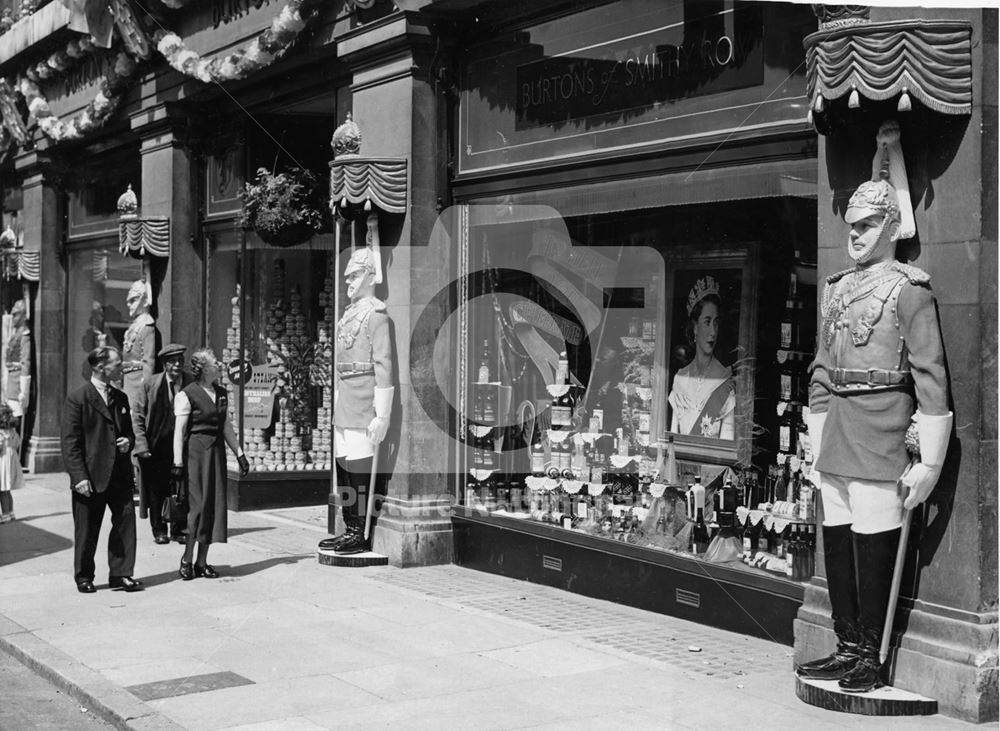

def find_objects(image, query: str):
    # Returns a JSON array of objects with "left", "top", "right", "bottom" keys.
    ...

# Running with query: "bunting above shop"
[
  {"left": 804, "top": 6, "right": 973, "bottom": 132},
  {"left": 0, "top": 78, "right": 28, "bottom": 154},
  {"left": 117, "top": 185, "right": 169, "bottom": 258},
  {"left": 329, "top": 114, "right": 408, "bottom": 216},
  {"left": 0, "top": 229, "right": 39, "bottom": 282},
  {"left": 155, "top": 0, "right": 325, "bottom": 84},
  {"left": 58, "top": 0, "right": 152, "bottom": 57}
]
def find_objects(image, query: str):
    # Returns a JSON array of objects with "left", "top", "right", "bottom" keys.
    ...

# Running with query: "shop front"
[{"left": 446, "top": 0, "right": 820, "bottom": 644}]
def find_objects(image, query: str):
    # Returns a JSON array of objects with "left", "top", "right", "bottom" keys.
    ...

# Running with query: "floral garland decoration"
[
  {"left": 156, "top": 0, "right": 322, "bottom": 84},
  {"left": 19, "top": 50, "right": 141, "bottom": 142},
  {"left": 23, "top": 36, "right": 97, "bottom": 83}
]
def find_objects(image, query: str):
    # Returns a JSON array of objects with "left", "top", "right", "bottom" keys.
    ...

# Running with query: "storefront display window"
[
  {"left": 207, "top": 229, "right": 335, "bottom": 474},
  {"left": 458, "top": 196, "right": 817, "bottom": 584}
]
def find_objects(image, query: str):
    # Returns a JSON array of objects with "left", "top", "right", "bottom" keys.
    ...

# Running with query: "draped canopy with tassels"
[
  {"left": 329, "top": 158, "right": 408, "bottom": 215},
  {"left": 805, "top": 19, "right": 973, "bottom": 129}
]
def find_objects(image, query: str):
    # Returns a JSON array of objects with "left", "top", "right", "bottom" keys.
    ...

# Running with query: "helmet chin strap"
[{"left": 849, "top": 215, "right": 896, "bottom": 265}]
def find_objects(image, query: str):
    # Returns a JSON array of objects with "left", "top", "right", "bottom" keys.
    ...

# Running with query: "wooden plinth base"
[
  {"left": 795, "top": 675, "right": 937, "bottom": 716},
  {"left": 317, "top": 548, "right": 388, "bottom": 567}
]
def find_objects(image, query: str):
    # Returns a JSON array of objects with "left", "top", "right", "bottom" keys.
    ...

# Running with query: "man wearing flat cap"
[{"left": 133, "top": 343, "right": 190, "bottom": 543}]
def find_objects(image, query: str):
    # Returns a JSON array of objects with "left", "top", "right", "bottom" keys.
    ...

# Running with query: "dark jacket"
[
  {"left": 61, "top": 382, "right": 135, "bottom": 493},
  {"left": 132, "top": 371, "right": 190, "bottom": 456}
]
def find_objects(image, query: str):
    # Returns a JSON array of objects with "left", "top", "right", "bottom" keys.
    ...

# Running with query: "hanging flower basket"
[{"left": 239, "top": 167, "right": 325, "bottom": 247}]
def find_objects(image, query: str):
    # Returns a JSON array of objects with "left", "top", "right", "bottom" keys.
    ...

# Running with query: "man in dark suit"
[
  {"left": 61, "top": 347, "right": 142, "bottom": 593},
  {"left": 133, "top": 343, "right": 189, "bottom": 544}
]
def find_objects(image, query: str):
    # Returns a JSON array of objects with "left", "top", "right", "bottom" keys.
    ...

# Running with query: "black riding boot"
[
  {"left": 333, "top": 457, "right": 373, "bottom": 555},
  {"left": 839, "top": 527, "right": 901, "bottom": 693},
  {"left": 318, "top": 459, "right": 354, "bottom": 550},
  {"left": 797, "top": 524, "right": 862, "bottom": 680}
]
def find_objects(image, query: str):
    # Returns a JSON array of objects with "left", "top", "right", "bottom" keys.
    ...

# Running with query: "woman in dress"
[
  {"left": 171, "top": 349, "right": 248, "bottom": 580},
  {"left": 668, "top": 277, "right": 735, "bottom": 439}
]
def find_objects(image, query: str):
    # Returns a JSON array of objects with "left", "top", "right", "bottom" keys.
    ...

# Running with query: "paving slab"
[{"left": 0, "top": 475, "right": 979, "bottom": 730}]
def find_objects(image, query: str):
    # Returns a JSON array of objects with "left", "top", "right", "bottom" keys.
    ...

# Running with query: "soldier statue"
[
  {"left": 318, "top": 246, "right": 394, "bottom": 555},
  {"left": 4, "top": 298, "right": 30, "bottom": 426},
  {"left": 797, "top": 122, "right": 952, "bottom": 693},
  {"left": 120, "top": 280, "right": 157, "bottom": 405}
]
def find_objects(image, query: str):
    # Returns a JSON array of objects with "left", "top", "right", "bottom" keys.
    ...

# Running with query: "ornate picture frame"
[{"left": 661, "top": 243, "right": 759, "bottom": 465}]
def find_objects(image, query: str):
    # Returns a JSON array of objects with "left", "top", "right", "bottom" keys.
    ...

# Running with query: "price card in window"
[{"left": 243, "top": 364, "right": 280, "bottom": 429}]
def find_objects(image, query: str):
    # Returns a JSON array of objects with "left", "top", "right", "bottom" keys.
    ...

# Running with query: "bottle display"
[{"left": 460, "top": 245, "right": 818, "bottom": 585}]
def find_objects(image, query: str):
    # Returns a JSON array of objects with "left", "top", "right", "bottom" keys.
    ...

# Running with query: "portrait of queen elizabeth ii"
[{"left": 667, "top": 274, "right": 737, "bottom": 440}]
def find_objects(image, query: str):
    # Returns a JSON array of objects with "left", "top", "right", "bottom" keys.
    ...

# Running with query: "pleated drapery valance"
[
  {"left": 804, "top": 19, "right": 973, "bottom": 132},
  {"left": 329, "top": 158, "right": 408, "bottom": 215}
]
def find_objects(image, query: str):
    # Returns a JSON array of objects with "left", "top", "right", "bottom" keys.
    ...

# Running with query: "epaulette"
[
  {"left": 889, "top": 261, "right": 931, "bottom": 285},
  {"left": 825, "top": 267, "right": 855, "bottom": 286}
]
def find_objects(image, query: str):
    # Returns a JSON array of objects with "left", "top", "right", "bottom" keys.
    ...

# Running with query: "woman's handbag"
[{"left": 169, "top": 465, "right": 188, "bottom": 514}]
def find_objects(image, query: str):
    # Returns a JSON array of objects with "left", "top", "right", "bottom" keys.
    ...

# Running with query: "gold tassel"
[
  {"left": 898, "top": 88, "right": 912, "bottom": 112},
  {"left": 340, "top": 196, "right": 347, "bottom": 209},
  {"left": 813, "top": 92, "right": 824, "bottom": 112},
  {"left": 806, "top": 109, "right": 814, "bottom": 126},
  {"left": 848, "top": 87, "right": 860, "bottom": 109},
  {"left": 364, "top": 198, "right": 372, "bottom": 212}
]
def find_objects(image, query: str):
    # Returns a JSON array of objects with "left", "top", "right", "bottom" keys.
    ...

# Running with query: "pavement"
[{"left": 0, "top": 474, "right": 977, "bottom": 731}]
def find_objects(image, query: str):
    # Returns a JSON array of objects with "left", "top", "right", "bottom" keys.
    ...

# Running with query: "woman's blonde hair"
[{"left": 189, "top": 348, "right": 217, "bottom": 381}]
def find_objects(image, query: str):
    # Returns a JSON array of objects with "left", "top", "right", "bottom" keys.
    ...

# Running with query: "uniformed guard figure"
[
  {"left": 4, "top": 298, "right": 30, "bottom": 427},
  {"left": 797, "top": 122, "right": 952, "bottom": 693},
  {"left": 121, "top": 280, "right": 157, "bottom": 404},
  {"left": 317, "top": 246, "right": 394, "bottom": 555}
]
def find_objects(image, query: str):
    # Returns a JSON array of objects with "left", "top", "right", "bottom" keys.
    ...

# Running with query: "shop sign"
[
  {"left": 227, "top": 358, "right": 254, "bottom": 385},
  {"left": 241, "top": 363, "right": 280, "bottom": 429},
  {"left": 515, "top": 3, "right": 763, "bottom": 129}
]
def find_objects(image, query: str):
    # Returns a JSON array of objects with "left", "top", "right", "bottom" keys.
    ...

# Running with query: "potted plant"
[{"left": 239, "top": 167, "right": 326, "bottom": 247}]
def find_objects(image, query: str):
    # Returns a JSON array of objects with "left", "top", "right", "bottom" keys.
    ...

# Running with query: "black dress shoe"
[
  {"left": 172, "top": 533, "right": 188, "bottom": 544},
  {"left": 76, "top": 580, "right": 96, "bottom": 594},
  {"left": 194, "top": 564, "right": 218, "bottom": 579},
  {"left": 154, "top": 534, "right": 170, "bottom": 545},
  {"left": 318, "top": 533, "right": 348, "bottom": 551},
  {"left": 109, "top": 576, "right": 144, "bottom": 592},
  {"left": 179, "top": 559, "right": 194, "bottom": 581},
  {"left": 333, "top": 533, "right": 369, "bottom": 555}
]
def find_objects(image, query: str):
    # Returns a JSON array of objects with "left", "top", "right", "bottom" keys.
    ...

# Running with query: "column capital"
[
  {"left": 13, "top": 148, "right": 68, "bottom": 189},
  {"left": 130, "top": 103, "right": 195, "bottom": 153}
]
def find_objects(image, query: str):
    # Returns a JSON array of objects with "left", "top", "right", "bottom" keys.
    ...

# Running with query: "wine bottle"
[
  {"left": 780, "top": 271, "right": 799, "bottom": 350},
  {"left": 664, "top": 434, "right": 678, "bottom": 485},
  {"left": 692, "top": 507, "right": 710, "bottom": 554},
  {"left": 477, "top": 338, "right": 491, "bottom": 383},
  {"left": 530, "top": 430, "right": 546, "bottom": 476},
  {"left": 547, "top": 442, "right": 563, "bottom": 479},
  {"left": 557, "top": 350, "right": 570, "bottom": 383},
  {"left": 560, "top": 440, "right": 574, "bottom": 479},
  {"left": 556, "top": 382, "right": 576, "bottom": 432},
  {"left": 742, "top": 520, "right": 754, "bottom": 560}
]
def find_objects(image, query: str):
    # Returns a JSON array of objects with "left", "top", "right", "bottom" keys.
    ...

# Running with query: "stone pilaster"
[
  {"left": 15, "top": 147, "right": 65, "bottom": 474},
  {"left": 130, "top": 104, "right": 200, "bottom": 348},
  {"left": 334, "top": 12, "right": 454, "bottom": 566}
]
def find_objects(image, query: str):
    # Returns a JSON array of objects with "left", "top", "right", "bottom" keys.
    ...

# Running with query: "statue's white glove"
[
  {"left": 367, "top": 387, "right": 394, "bottom": 444},
  {"left": 901, "top": 411, "right": 953, "bottom": 510},
  {"left": 805, "top": 410, "right": 826, "bottom": 487}
]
